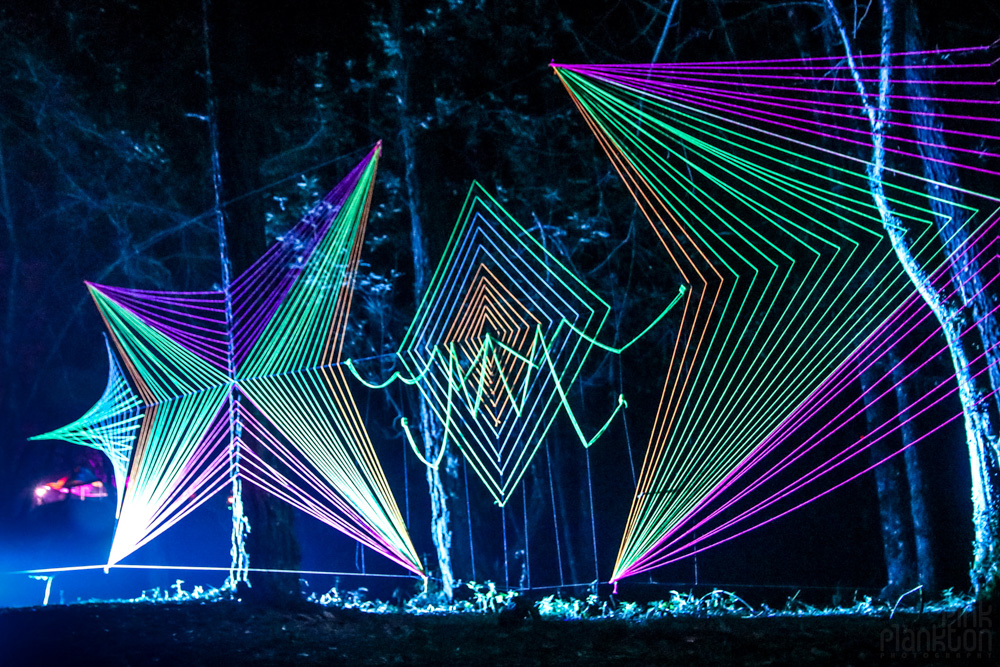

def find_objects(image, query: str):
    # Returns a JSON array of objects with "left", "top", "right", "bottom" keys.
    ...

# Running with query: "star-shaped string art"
[
  {"left": 37, "top": 145, "right": 423, "bottom": 576},
  {"left": 396, "top": 183, "right": 615, "bottom": 506}
]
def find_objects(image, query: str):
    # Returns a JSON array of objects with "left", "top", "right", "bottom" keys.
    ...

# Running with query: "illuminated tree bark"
[
  {"left": 899, "top": 6, "right": 1000, "bottom": 420},
  {"left": 208, "top": 0, "right": 300, "bottom": 603},
  {"left": 888, "top": 345, "right": 937, "bottom": 593},
  {"left": 826, "top": 0, "right": 1000, "bottom": 601},
  {"left": 387, "top": 0, "right": 456, "bottom": 599},
  {"left": 860, "top": 364, "right": 917, "bottom": 600}
]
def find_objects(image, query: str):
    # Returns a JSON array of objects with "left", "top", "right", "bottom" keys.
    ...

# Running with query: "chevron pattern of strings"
[
  {"left": 36, "top": 145, "right": 423, "bottom": 576},
  {"left": 554, "top": 44, "right": 1000, "bottom": 583},
  {"left": 392, "top": 183, "right": 617, "bottom": 506}
]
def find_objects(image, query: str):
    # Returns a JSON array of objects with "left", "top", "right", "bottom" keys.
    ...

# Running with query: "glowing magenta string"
[
  {"left": 632, "top": 307, "right": 1000, "bottom": 573},
  {"left": 552, "top": 43, "right": 992, "bottom": 69},
  {"left": 637, "top": 382, "right": 998, "bottom": 574},
  {"left": 666, "top": 253, "right": 1000, "bottom": 541}
]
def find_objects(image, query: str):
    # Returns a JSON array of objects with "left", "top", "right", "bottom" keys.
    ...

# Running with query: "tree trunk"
[
  {"left": 0, "top": 135, "right": 17, "bottom": 424},
  {"left": 860, "top": 364, "right": 917, "bottom": 600},
  {"left": 208, "top": 0, "right": 300, "bottom": 604},
  {"left": 551, "top": 429, "right": 581, "bottom": 587},
  {"left": 389, "top": 0, "right": 456, "bottom": 599},
  {"left": 825, "top": 0, "right": 1000, "bottom": 602},
  {"left": 888, "top": 345, "right": 937, "bottom": 593},
  {"left": 0, "top": 133, "right": 25, "bottom": 518},
  {"left": 900, "top": 6, "right": 1000, "bottom": 416},
  {"left": 899, "top": 15, "right": 1000, "bottom": 599}
]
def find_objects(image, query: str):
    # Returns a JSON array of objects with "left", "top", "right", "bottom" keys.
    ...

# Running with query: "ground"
[{"left": 0, "top": 600, "right": 995, "bottom": 665}]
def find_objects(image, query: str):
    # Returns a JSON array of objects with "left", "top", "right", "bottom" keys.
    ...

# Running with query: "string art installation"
[
  {"left": 351, "top": 183, "right": 682, "bottom": 506},
  {"left": 32, "top": 335, "right": 143, "bottom": 520},
  {"left": 553, "top": 44, "right": 1000, "bottom": 585},
  {"left": 34, "top": 145, "right": 424, "bottom": 578}
]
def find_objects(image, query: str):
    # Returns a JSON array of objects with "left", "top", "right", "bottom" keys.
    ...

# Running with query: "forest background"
[{"left": 1, "top": 0, "right": 998, "bottom": 607}]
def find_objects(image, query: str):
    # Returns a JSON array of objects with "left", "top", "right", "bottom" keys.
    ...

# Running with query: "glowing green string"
[{"left": 40, "top": 148, "right": 423, "bottom": 576}]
